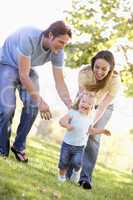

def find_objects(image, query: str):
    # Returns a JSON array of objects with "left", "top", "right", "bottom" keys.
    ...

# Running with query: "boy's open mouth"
[{"left": 80, "top": 105, "right": 89, "bottom": 111}]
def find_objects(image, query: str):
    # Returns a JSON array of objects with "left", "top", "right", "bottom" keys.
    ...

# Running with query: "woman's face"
[{"left": 93, "top": 58, "right": 111, "bottom": 81}]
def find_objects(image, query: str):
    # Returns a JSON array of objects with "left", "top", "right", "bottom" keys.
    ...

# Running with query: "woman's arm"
[
  {"left": 92, "top": 93, "right": 113, "bottom": 126},
  {"left": 59, "top": 114, "right": 74, "bottom": 131}
]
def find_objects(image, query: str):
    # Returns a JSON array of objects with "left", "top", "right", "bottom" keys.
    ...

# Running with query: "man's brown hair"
[{"left": 43, "top": 20, "right": 72, "bottom": 38}]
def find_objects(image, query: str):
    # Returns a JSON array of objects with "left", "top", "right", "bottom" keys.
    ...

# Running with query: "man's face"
[{"left": 48, "top": 34, "right": 70, "bottom": 53}]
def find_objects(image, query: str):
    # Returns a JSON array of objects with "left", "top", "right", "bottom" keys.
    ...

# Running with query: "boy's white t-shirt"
[{"left": 63, "top": 109, "right": 94, "bottom": 146}]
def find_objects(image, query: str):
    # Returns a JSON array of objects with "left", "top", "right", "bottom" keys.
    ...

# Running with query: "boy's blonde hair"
[{"left": 72, "top": 91, "right": 95, "bottom": 111}]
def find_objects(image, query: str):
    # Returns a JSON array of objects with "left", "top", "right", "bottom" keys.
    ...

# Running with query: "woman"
[{"left": 67, "top": 50, "right": 121, "bottom": 189}]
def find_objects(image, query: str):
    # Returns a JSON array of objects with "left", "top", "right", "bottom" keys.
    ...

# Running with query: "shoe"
[
  {"left": 79, "top": 180, "right": 92, "bottom": 190},
  {"left": 11, "top": 146, "right": 28, "bottom": 163},
  {"left": 58, "top": 175, "right": 66, "bottom": 183},
  {"left": 70, "top": 169, "right": 80, "bottom": 183}
]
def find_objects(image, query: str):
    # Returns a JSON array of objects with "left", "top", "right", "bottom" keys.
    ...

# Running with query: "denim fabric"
[
  {"left": 79, "top": 104, "right": 113, "bottom": 185},
  {"left": 0, "top": 64, "right": 39, "bottom": 155},
  {"left": 58, "top": 142, "right": 84, "bottom": 171}
]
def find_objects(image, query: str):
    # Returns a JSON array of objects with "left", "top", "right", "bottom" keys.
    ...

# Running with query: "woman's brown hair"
[{"left": 83, "top": 50, "right": 116, "bottom": 92}]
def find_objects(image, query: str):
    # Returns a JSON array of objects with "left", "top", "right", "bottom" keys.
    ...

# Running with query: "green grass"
[{"left": 0, "top": 136, "right": 133, "bottom": 200}]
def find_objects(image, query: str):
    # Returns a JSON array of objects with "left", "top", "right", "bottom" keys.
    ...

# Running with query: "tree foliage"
[
  {"left": 120, "top": 44, "right": 133, "bottom": 96},
  {"left": 64, "top": 0, "right": 133, "bottom": 69}
]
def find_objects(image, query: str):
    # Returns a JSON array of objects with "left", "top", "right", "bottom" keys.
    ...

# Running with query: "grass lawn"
[{"left": 0, "top": 136, "right": 133, "bottom": 200}]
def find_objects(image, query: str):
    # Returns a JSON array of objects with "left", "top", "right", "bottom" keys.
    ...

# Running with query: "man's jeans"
[{"left": 0, "top": 64, "right": 39, "bottom": 156}]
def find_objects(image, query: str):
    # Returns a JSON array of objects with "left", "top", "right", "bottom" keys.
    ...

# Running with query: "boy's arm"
[
  {"left": 59, "top": 114, "right": 74, "bottom": 131},
  {"left": 88, "top": 127, "right": 111, "bottom": 136}
]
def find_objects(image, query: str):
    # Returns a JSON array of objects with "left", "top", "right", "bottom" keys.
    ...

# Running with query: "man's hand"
[{"left": 38, "top": 98, "right": 52, "bottom": 120}]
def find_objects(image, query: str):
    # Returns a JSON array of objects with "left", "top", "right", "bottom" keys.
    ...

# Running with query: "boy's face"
[{"left": 78, "top": 92, "right": 95, "bottom": 114}]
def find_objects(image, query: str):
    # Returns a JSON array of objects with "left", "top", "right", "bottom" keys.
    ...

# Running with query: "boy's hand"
[
  {"left": 87, "top": 127, "right": 111, "bottom": 136},
  {"left": 67, "top": 125, "right": 74, "bottom": 131},
  {"left": 103, "top": 129, "right": 111, "bottom": 136}
]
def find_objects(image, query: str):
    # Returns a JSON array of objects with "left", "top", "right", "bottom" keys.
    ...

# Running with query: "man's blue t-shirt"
[{"left": 0, "top": 27, "right": 64, "bottom": 69}]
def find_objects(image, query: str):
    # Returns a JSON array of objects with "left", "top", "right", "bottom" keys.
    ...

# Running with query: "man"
[{"left": 0, "top": 20, "right": 72, "bottom": 162}]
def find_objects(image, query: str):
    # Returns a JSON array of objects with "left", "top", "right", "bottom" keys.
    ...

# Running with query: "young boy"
[{"left": 58, "top": 92, "right": 111, "bottom": 183}]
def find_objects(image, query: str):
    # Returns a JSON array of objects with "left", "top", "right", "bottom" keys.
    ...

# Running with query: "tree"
[
  {"left": 64, "top": 0, "right": 133, "bottom": 69},
  {"left": 120, "top": 44, "right": 133, "bottom": 96}
]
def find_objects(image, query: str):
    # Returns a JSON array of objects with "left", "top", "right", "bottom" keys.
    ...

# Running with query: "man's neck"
[{"left": 42, "top": 37, "right": 49, "bottom": 51}]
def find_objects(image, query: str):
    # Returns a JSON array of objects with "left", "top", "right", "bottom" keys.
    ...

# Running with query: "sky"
[{"left": 0, "top": 0, "right": 72, "bottom": 45}]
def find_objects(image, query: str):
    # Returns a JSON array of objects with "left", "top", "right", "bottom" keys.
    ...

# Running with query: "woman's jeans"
[
  {"left": 79, "top": 104, "right": 113, "bottom": 185},
  {"left": 67, "top": 104, "right": 113, "bottom": 186},
  {"left": 0, "top": 64, "right": 39, "bottom": 156}
]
